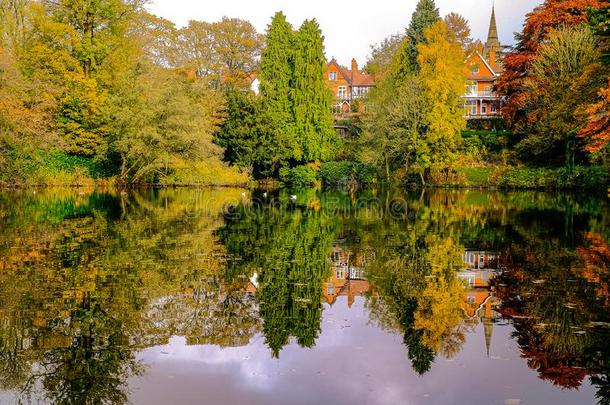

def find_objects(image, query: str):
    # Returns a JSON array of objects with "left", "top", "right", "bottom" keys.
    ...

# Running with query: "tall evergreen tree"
[
  {"left": 292, "top": 19, "right": 336, "bottom": 162},
  {"left": 258, "top": 12, "right": 300, "bottom": 175},
  {"left": 403, "top": 0, "right": 440, "bottom": 73}
]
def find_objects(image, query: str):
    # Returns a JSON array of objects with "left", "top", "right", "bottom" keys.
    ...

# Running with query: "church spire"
[
  {"left": 485, "top": 3, "right": 501, "bottom": 58},
  {"left": 484, "top": 318, "right": 494, "bottom": 357}
]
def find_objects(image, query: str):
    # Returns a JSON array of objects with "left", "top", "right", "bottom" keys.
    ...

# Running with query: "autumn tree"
[
  {"left": 107, "top": 65, "right": 225, "bottom": 184},
  {"left": 0, "top": 0, "right": 28, "bottom": 52},
  {"left": 360, "top": 0, "right": 441, "bottom": 182},
  {"left": 579, "top": 6, "right": 610, "bottom": 157},
  {"left": 45, "top": 0, "right": 137, "bottom": 78},
  {"left": 134, "top": 12, "right": 181, "bottom": 67},
  {"left": 519, "top": 25, "right": 604, "bottom": 168},
  {"left": 416, "top": 21, "right": 467, "bottom": 182},
  {"left": 496, "top": 0, "right": 608, "bottom": 128},
  {"left": 361, "top": 20, "right": 465, "bottom": 184},
  {"left": 444, "top": 12, "right": 473, "bottom": 53},
  {"left": 364, "top": 33, "right": 403, "bottom": 79},
  {"left": 178, "top": 17, "right": 263, "bottom": 89}
]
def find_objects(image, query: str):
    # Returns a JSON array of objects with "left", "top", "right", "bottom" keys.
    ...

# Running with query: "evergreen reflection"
[
  {"left": 217, "top": 195, "right": 336, "bottom": 357},
  {"left": 0, "top": 188, "right": 608, "bottom": 403}
]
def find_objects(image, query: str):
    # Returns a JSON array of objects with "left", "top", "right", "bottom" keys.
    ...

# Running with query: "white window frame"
[
  {"left": 329, "top": 72, "right": 337, "bottom": 81},
  {"left": 466, "top": 101, "right": 477, "bottom": 115},
  {"left": 338, "top": 86, "right": 347, "bottom": 99}
]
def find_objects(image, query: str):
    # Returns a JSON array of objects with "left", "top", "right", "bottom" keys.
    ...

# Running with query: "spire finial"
[{"left": 484, "top": 1, "right": 501, "bottom": 58}]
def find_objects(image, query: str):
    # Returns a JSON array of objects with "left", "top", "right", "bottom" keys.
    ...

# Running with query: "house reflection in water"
[
  {"left": 459, "top": 250, "right": 501, "bottom": 357},
  {"left": 323, "top": 246, "right": 374, "bottom": 307}
]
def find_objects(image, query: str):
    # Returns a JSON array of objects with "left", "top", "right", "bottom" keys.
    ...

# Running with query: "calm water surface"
[{"left": 0, "top": 188, "right": 609, "bottom": 405}]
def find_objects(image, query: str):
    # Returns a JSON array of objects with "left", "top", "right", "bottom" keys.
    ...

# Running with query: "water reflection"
[{"left": 0, "top": 188, "right": 608, "bottom": 404}]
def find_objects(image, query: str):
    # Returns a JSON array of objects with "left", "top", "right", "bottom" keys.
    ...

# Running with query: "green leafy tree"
[
  {"left": 401, "top": 0, "right": 440, "bottom": 76},
  {"left": 214, "top": 88, "right": 258, "bottom": 167},
  {"left": 107, "top": 64, "right": 225, "bottom": 184},
  {"left": 217, "top": 203, "right": 336, "bottom": 357},
  {"left": 258, "top": 11, "right": 299, "bottom": 176},
  {"left": 361, "top": 75, "right": 426, "bottom": 182},
  {"left": 292, "top": 19, "right": 336, "bottom": 162}
]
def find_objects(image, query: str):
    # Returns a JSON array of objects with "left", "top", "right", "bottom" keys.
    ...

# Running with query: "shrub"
[
  {"left": 279, "top": 165, "right": 318, "bottom": 188},
  {"left": 461, "top": 130, "right": 511, "bottom": 153},
  {"left": 465, "top": 118, "right": 506, "bottom": 131},
  {"left": 159, "top": 159, "right": 249, "bottom": 187},
  {"left": 319, "top": 161, "right": 375, "bottom": 187},
  {"left": 498, "top": 166, "right": 609, "bottom": 190},
  {"left": 0, "top": 143, "right": 109, "bottom": 186}
]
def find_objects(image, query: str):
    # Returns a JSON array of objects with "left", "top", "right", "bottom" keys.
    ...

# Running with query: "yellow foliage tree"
[{"left": 417, "top": 21, "right": 467, "bottom": 179}]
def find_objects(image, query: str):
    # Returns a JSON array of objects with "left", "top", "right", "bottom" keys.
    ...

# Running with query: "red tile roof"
[{"left": 328, "top": 58, "right": 375, "bottom": 87}]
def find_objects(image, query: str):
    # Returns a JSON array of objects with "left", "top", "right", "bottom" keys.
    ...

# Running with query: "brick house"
[
  {"left": 324, "top": 58, "right": 375, "bottom": 113},
  {"left": 463, "top": 5, "right": 505, "bottom": 119}
]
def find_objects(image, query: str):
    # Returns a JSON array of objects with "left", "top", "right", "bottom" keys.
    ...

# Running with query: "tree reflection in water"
[{"left": 0, "top": 188, "right": 608, "bottom": 403}]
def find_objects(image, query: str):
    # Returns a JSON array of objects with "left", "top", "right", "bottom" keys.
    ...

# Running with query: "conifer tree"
[
  {"left": 292, "top": 19, "right": 336, "bottom": 162},
  {"left": 258, "top": 12, "right": 300, "bottom": 175},
  {"left": 403, "top": 0, "right": 440, "bottom": 73}
]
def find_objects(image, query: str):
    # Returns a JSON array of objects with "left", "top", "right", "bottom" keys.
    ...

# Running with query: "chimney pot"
[{"left": 351, "top": 58, "right": 358, "bottom": 74}]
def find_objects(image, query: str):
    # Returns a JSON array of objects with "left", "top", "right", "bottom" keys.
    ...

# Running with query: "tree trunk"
[{"left": 385, "top": 157, "right": 390, "bottom": 183}]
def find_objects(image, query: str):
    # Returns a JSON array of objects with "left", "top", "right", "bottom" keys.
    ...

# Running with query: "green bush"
[
  {"left": 0, "top": 142, "right": 114, "bottom": 186},
  {"left": 498, "top": 166, "right": 609, "bottom": 190},
  {"left": 159, "top": 159, "right": 249, "bottom": 186},
  {"left": 36, "top": 149, "right": 116, "bottom": 179},
  {"left": 319, "top": 161, "right": 375, "bottom": 187},
  {"left": 461, "top": 130, "right": 510, "bottom": 153},
  {"left": 462, "top": 167, "right": 492, "bottom": 186},
  {"left": 465, "top": 118, "right": 506, "bottom": 131},
  {"left": 279, "top": 165, "right": 318, "bottom": 188}
]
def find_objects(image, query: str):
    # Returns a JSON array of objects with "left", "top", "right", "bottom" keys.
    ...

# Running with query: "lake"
[{"left": 0, "top": 188, "right": 608, "bottom": 405}]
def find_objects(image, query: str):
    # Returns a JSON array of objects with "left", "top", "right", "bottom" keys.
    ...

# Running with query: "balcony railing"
[
  {"left": 464, "top": 111, "right": 502, "bottom": 119},
  {"left": 463, "top": 91, "right": 499, "bottom": 98},
  {"left": 336, "top": 92, "right": 370, "bottom": 101}
]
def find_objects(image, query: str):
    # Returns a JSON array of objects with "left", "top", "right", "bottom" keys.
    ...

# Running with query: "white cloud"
[{"left": 147, "top": 0, "right": 543, "bottom": 67}]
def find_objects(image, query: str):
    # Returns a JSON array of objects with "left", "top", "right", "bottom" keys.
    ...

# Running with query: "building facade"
[
  {"left": 325, "top": 58, "right": 375, "bottom": 113},
  {"left": 463, "top": 5, "right": 505, "bottom": 120}
]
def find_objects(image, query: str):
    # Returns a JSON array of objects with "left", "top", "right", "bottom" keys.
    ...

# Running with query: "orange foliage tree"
[
  {"left": 496, "top": 0, "right": 609, "bottom": 128},
  {"left": 578, "top": 7, "right": 610, "bottom": 153},
  {"left": 579, "top": 81, "right": 610, "bottom": 153}
]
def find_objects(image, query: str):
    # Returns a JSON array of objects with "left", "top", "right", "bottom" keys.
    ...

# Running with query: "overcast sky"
[{"left": 147, "top": 0, "right": 543, "bottom": 67}]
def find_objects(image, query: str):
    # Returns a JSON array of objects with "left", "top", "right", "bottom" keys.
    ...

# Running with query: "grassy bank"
[
  {"left": 0, "top": 148, "right": 249, "bottom": 188},
  {"left": 449, "top": 165, "right": 609, "bottom": 191}
]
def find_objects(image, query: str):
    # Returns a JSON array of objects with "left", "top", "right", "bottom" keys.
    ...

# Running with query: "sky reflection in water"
[{"left": 0, "top": 188, "right": 608, "bottom": 404}]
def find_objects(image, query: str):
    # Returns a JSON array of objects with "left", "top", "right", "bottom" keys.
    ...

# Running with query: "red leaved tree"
[{"left": 496, "top": 0, "right": 609, "bottom": 129}]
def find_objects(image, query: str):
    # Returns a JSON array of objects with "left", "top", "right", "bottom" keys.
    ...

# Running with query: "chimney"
[{"left": 351, "top": 58, "right": 358, "bottom": 79}]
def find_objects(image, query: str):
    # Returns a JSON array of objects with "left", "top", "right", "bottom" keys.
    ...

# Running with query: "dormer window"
[{"left": 329, "top": 72, "right": 337, "bottom": 81}]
